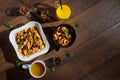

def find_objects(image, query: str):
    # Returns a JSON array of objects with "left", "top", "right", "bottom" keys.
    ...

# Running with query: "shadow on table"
[
  {"left": 35, "top": 3, "right": 58, "bottom": 21},
  {"left": 0, "top": 24, "right": 25, "bottom": 64},
  {"left": 5, "top": 7, "right": 20, "bottom": 16},
  {"left": 43, "top": 27, "right": 60, "bottom": 52},
  {"left": 0, "top": 29, "right": 18, "bottom": 64},
  {"left": 29, "top": 3, "right": 58, "bottom": 24},
  {"left": 5, "top": 3, "right": 58, "bottom": 24},
  {"left": 6, "top": 67, "right": 31, "bottom": 80},
  {"left": 18, "top": 0, "right": 44, "bottom": 8}
]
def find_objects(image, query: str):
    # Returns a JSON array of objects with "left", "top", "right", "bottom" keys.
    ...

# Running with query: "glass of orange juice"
[{"left": 55, "top": 1, "right": 72, "bottom": 20}]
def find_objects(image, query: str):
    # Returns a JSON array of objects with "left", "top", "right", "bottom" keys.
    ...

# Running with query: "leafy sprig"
[
  {"left": 18, "top": 40, "right": 24, "bottom": 45},
  {"left": 63, "top": 29, "right": 68, "bottom": 35},
  {"left": 26, "top": 34, "right": 31, "bottom": 38},
  {"left": 66, "top": 52, "right": 74, "bottom": 58},
  {"left": 50, "top": 66, "right": 56, "bottom": 72},
  {"left": 75, "top": 23, "right": 80, "bottom": 28},
  {"left": 33, "top": 8, "right": 39, "bottom": 13},
  {"left": 44, "top": 9, "right": 49, "bottom": 14},
  {"left": 4, "top": 22, "right": 13, "bottom": 28},
  {"left": 16, "top": 60, "right": 22, "bottom": 67}
]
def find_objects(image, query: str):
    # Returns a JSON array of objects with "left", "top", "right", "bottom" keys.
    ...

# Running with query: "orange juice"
[{"left": 56, "top": 4, "right": 71, "bottom": 19}]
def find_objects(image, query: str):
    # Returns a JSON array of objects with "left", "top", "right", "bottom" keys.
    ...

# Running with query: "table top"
[{"left": 0, "top": 0, "right": 120, "bottom": 80}]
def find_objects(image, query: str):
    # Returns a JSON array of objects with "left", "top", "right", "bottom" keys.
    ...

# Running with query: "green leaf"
[
  {"left": 33, "top": 41, "right": 36, "bottom": 44},
  {"left": 33, "top": 8, "right": 39, "bottom": 13},
  {"left": 66, "top": 52, "right": 74, "bottom": 58},
  {"left": 26, "top": 34, "right": 31, "bottom": 38},
  {"left": 75, "top": 23, "right": 80, "bottom": 28},
  {"left": 44, "top": 9, "right": 49, "bottom": 14},
  {"left": 16, "top": 60, "right": 22, "bottom": 67},
  {"left": 18, "top": 40, "right": 23, "bottom": 45},
  {"left": 63, "top": 29, "right": 68, "bottom": 35},
  {"left": 50, "top": 66, "right": 56, "bottom": 72},
  {"left": 4, "top": 22, "right": 13, "bottom": 28}
]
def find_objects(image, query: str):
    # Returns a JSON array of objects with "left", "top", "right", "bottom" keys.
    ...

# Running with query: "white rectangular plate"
[{"left": 9, "top": 21, "right": 50, "bottom": 61}]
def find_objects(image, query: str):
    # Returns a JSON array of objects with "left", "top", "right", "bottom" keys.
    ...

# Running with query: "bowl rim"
[{"left": 9, "top": 21, "right": 50, "bottom": 61}]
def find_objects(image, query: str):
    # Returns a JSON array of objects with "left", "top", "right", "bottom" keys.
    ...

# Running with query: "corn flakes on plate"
[{"left": 9, "top": 21, "right": 50, "bottom": 61}]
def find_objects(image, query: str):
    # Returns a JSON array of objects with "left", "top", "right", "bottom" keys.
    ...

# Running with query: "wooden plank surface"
[
  {"left": 0, "top": 0, "right": 101, "bottom": 71},
  {"left": 36, "top": 0, "right": 120, "bottom": 62},
  {"left": 0, "top": 0, "right": 120, "bottom": 80},
  {"left": 39, "top": 19, "right": 120, "bottom": 80},
  {"left": 0, "top": 0, "right": 44, "bottom": 25},
  {"left": 30, "top": 0, "right": 120, "bottom": 79},
  {"left": 78, "top": 54, "right": 120, "bottom": 80}
]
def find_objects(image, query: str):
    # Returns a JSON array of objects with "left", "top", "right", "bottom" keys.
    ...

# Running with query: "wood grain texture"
[
  {"left": 0, "top": 0, "right": 120, "bottom": 80},
  {"left": 0, "top": 0, "right": 44, "bottom": 25},
  {"left": 0, "top": 0, "right": 101, "bottom": 71},
  {"left": 39, "top": 20, "right": 120, "bottom": 80},
  {"left": 79, "top": 54, "right": 120, "bottom": 80},
  {"left": 35, "top": 0, "right": 120, "bottom": 62}
]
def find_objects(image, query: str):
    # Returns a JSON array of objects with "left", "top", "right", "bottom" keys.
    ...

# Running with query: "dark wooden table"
[{"left": 0, "top": 0, "right": 120, "bottom": 80}]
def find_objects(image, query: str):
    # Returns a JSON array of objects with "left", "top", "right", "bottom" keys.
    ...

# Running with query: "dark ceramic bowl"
[{"left": 53, "top": 24, "right": 76, "bottom": 47}]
